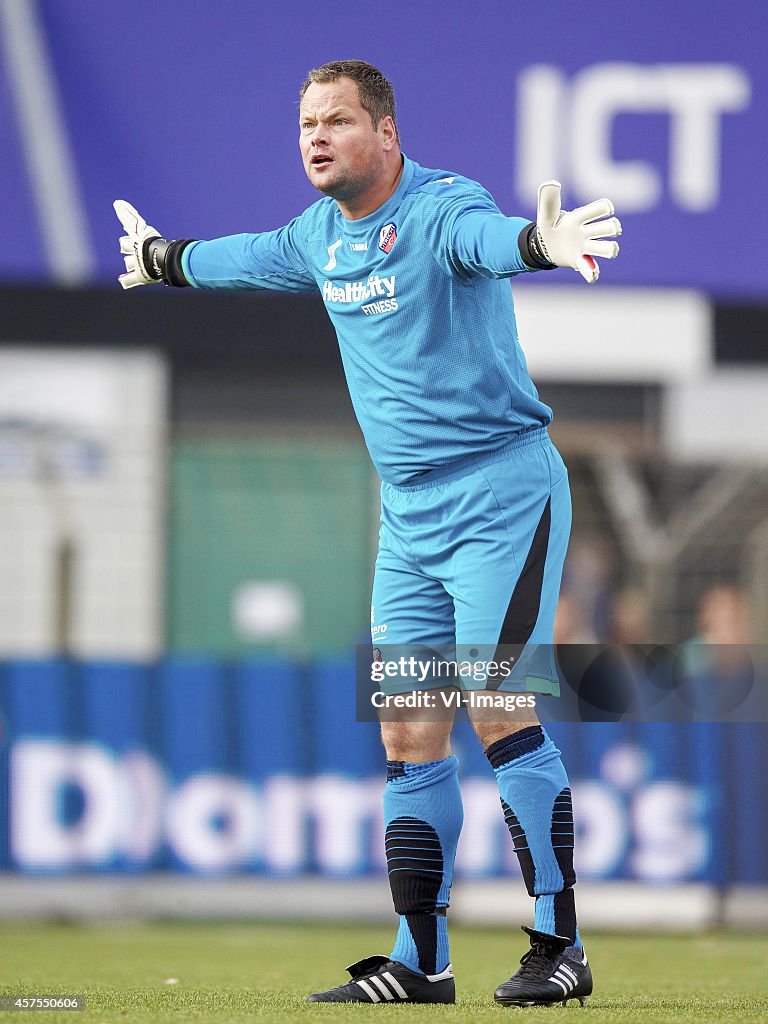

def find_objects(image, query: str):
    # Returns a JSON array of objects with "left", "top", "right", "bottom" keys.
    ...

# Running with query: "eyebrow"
[{"left": 299, "top": 107, "right": 354, "bottom": 122}]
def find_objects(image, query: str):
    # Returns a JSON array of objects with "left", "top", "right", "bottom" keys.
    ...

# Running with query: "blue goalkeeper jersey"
[{"left": 182, "top": 155, "right": 553, "bottom": 486}]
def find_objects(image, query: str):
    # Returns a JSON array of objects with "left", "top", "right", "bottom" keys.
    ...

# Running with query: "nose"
[{"left": 311, "top": 123, "right": 330, "bottom": 147}]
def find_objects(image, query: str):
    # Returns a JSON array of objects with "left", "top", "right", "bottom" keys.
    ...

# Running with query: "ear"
[{"left": 378, "top": 115, "right": 397, "bottom": 150}]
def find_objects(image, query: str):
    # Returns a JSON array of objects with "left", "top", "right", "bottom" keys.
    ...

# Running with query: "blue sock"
[
  {"left": 487, "top": 726, "right": 582, "bottom": 947},
  {"left": 383, "top": 755, "right": 463, "bottom": 975}
]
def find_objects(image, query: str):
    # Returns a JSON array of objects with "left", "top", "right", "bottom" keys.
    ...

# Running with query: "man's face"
[{"left": 299, "top": 77, "right": 394, "bottom": 202}]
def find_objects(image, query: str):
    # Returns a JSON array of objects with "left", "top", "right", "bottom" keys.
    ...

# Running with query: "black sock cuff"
[
  {"left": 386, "top": 760, "right": 406, "bottom": 780},
  {"left": 485, "top": 726, "right": 544, "bottom": 768}
]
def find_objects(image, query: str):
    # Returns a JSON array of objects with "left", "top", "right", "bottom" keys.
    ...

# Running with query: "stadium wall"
[{"left": 0, "top": 658, "right": 766, "bottom": 927}]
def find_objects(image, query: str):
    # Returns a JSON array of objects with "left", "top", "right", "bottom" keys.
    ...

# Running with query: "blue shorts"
[{"left": 370, "top": 428, "right": 571, "bottom": 692}]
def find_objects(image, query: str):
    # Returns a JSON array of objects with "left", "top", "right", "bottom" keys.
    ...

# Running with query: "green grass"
[{"left": 1, "top": 922, "right": 767, "bottom": 1023}]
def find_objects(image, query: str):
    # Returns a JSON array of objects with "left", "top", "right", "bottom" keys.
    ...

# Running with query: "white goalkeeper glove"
[
  {"left": 114, "top": 200, "right": 164, "bottom": 289},
  {"left": 531, "top": 181, "right": 621, "bottom": 284},
  {"left": 114, "top": 200, "right": 194, "bottom": 289}
]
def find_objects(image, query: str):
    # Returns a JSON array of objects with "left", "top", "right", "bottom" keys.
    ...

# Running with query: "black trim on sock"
[
  {"left": 386, "top": 760, "right": 406, "bottom": 780},
  {"left": 552, "top": 787, "right": 576, "bottom": 888},
  {"left": 386, "top": 817, "right": 444, "bottom": 912},
  {"left": 386, "top": 816, "right": 445, "bottom": 976},
  {"left": 552, "top": 889, "right": 577, "bottom": 944},
  {"left": 405, "top": 913, "right": 438, "bottom": 975},
  {"left": 485, "top": 726, "right": 544, "bottom": 768},
  {"left": 501, "top": 799, "right": 536, "bottom": 896}
]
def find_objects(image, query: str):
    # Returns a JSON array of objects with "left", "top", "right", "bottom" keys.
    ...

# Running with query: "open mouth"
[{"left": 311, "top": 155, "right": 333, "bottom": 167}]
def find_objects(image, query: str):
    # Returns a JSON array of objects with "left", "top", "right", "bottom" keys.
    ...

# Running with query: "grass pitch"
[{"left": 1, "top": 922, "right": 766, "bottom": 1023}]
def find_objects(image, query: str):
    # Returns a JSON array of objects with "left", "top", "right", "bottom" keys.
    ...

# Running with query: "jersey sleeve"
[
  {"left": 421, "top": 191, "right": 538, "bottom": 280},
  {"left": 181, "top": 215, "right": 316, "bottom": 292}
]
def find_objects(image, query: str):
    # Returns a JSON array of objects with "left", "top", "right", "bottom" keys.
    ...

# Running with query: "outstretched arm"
[
  {"left": 438, "top": 182, "right": 621, "bottom": 284},
  {"left": 113, "top": 200, "right": 316, "bottom": 292}
]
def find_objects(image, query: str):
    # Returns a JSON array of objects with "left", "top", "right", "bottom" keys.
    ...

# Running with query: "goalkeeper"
[{"left": 115, "top": 60, "right": 620, "bottom": 1009}]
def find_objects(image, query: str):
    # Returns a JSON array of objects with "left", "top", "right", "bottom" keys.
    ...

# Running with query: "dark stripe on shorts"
[{"left": 487, "top": 497, "right": 551, "bottom": 690}]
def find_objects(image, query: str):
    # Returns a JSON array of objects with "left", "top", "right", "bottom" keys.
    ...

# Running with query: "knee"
[
  {"left": 380, "top": 720, "right": 452, "bottom": 762},
  {"left": 471, "top": 716, "right": 540, "bottom": 751}
]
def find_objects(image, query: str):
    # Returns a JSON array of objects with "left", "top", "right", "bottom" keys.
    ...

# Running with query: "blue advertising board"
[
  {"left": 0, "top": 1, "right": 765, "bottom": 296},
  {"left": 1, "top": 657, "right": 765, "bottom": 885}
]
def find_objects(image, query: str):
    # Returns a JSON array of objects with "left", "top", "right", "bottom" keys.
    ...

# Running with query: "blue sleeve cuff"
[{"left": 180, "top": 240, "right": 203, "bottom": 288}]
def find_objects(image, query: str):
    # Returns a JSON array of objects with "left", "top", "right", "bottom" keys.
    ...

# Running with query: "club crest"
[{"left": 379, "top": 223, "right": 397, "bottom": 254}]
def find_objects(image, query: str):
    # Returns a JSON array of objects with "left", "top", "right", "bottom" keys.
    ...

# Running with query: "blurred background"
[{"left": 0, "top": 0, "right": 766, "bottom": 930}]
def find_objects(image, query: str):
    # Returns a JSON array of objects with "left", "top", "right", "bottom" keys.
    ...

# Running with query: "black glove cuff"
[
  {"left": 143, "top": 237, "right": 195, "bottom": 287},
  {"left": 518, "top": 222, "right": 556, "bottom": 271},
  {"left": 142, "top": 235, "right": 166, "bottom": 279}
]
